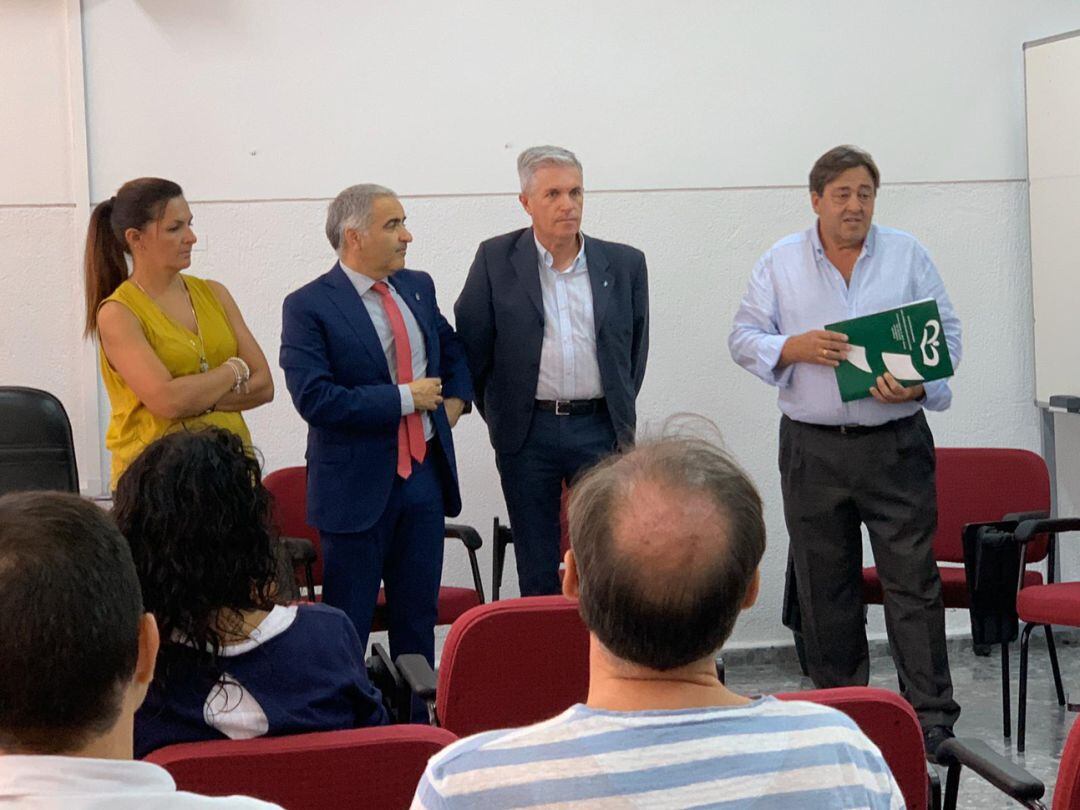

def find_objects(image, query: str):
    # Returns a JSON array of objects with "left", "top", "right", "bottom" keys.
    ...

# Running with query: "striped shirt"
[{"left": 411, "top": 697, "right": 904, "bottom": 809}]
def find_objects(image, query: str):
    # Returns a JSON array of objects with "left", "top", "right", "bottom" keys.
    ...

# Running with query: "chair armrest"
[
  {"left": 445, "top": 523, "right": 483, "bottom": 552},
  {"left": 1015, "top": 517, "right": 1080, "bottom": 543},
  {"left": 396, "top": 653, "right": 438, "bottom": 702},
  {"left": 279, "top": 535, "right": 317, "bottom": 565},
  {"left": 368, "top": 642, "right": 402, "bottom": 690},
  {"left": 1001, "top": 510, "right": 1050, "bottom": 524},
  {"left": 368, "top": 642, "right": 410, "bottom": 724},
  {"left": 938, "top": 738, "right": 1044, "bottom": 807}
]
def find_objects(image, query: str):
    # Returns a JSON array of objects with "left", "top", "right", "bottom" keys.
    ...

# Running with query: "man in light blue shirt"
[{"left": 729, "top": 145, "right": 962, "bottom": 759}]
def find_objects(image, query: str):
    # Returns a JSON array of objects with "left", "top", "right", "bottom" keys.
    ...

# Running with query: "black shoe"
[{"left": 923, "top": 724, "right": 955, "bottom": 763}]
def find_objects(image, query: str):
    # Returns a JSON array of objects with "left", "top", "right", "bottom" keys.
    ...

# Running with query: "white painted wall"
[
  {"left": 82, "top": 1, "right": 1080, "bottom": 197},
  {"left": 0, "top": 0, "right": 101, "bottom": 493},
  {"left": 4, "top": 2, "right": 1080, "bottom": 648}
]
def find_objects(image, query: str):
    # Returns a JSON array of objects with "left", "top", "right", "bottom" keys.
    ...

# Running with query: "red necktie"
[{"left": 372, "top": 281, "right": 426, "bottom": 478}]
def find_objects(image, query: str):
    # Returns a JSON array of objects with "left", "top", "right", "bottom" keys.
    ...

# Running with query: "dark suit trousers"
[
  {"left": 779, "top": 411, "right": 960, "bottom": 729},
  {"left": 496, "top": 408, "right": 617, "bottom": 596},
  {"left": 319, "top": 449, "right": 445, "bottom": 698}
]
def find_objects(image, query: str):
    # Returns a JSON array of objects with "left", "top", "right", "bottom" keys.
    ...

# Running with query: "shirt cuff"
[
  {"left": 764, "top": 336, "right": 795, "bottom": 387},
  {"left": 398, "top": 384, "right": 416, "bottom": 416},
  {"left": 920, "top": 379, "right": 952, "bottom": 412}
]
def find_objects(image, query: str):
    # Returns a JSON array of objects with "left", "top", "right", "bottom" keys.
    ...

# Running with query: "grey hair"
[
  {"left": 325, "top": 183, "right": 397, "bottom": 254},
  {"left": 517, "top": 146, "right": 582, "bottom": 193}
]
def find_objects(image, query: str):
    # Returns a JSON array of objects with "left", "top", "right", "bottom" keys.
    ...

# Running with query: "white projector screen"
[{"left": 1025, "top": 29, "right": 1080, "bottom": 405}]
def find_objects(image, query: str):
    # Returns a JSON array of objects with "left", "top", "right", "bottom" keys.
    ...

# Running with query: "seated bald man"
[
  {"left": 0, "top": 492, "right": 280, "bottom": 809},
  {"left": 412, "top": 432, "right": 902, "bottom": 809}
]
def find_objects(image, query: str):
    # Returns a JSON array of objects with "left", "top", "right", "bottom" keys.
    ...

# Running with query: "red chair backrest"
[
  {"left": 775, "top": 686, "right": 926, "bottom": 810},
  {"left": 144, "top": 725, "right": 457, "bottom": 810},
  {"left": 934, "top": 448, "right": 1050, "bottom": 564},
  {"left": 264, "top": 465, "right": 324, "bottom": 586},
  {"left": 437, "top": 596, "right": 590, "bottom": 737},
  {"left": 1056, "top": 716, "right": 1080, "bottom": 809}
]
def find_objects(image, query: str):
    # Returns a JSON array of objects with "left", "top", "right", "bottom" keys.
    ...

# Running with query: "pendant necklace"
[{"left": 131, "top": 276, "right": 210, "bottom": 373}]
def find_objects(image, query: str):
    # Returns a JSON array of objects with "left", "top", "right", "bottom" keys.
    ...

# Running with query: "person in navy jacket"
[
  {"left": 280, "top": 184, "right": 473, "bottom": 703},
  {"left": 455, "top": 146, "right": 649, "bottom": 596}
]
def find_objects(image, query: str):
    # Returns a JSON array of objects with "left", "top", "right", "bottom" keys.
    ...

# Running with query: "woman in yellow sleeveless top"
[{"left": 84, "top": 178, "right": 273, "bottom": 488}]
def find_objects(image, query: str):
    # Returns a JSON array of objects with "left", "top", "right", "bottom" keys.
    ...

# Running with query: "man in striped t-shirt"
[{"left": 412, "top": 432, "right": 904, "bottom": 809}]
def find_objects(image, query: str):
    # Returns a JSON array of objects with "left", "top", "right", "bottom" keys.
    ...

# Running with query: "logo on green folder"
[{"left": 826, "top": 300, "right": 954, "bottom": 403}]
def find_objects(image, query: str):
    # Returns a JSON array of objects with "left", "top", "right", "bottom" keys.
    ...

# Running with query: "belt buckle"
[
  {"left": 555, "top": 400, "right": 572, "bottom": 416},
  {"left": 839, "top": 424, "right": 851, "bottom": 435}
]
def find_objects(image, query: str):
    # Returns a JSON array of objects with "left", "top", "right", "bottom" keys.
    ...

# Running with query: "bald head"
[{"left": 568, "top": 436, "right": 765, "bottom": 671}]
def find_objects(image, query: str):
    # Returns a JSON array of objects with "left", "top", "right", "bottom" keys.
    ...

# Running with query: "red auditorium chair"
[
  {"left": 263, "top": 465, "right": 485, "bottom": 629},
  {"left": 396, "top": 595, "right": 590, "bottom": 736},
  {"left": 776, "top": 687, "right": 930, "bottom": 810},
  {"left": 144, "top": 725, "right": 458, "bottom": 810},
  {"left": 939, "top": 712, "right": 1080, "bottom": 809},
  {"left": 860, "top": 447, "right": 1051, "bottom": 737},
  {"left": 1014, "top": 516, "right": 1080, "bottom": 754}
]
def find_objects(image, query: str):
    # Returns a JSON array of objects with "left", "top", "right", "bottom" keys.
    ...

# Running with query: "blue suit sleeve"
[
  {"left": 280, "top": 290, "right": 402, "bottom": 431},
  {"left": 631, "top": 251, "right": 650, "bottom": 395},
  {"left": 453, "top": 243, "right": 494, "bottom": 416}
]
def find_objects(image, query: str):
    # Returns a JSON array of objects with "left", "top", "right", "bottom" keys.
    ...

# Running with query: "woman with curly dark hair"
[{"left": 112, "top": 428, "right": 388, "bottom": 757}]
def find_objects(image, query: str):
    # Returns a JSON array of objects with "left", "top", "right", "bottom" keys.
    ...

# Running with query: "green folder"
[{"left": 825, "top": 298, "right": 954, "bottom": 402}]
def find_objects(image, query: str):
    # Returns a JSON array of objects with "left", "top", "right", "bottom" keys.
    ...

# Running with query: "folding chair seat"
[
  {"left": 1013, "top": 517, "right": 1080, "bottom": 754},
  {"left": 862, "top": 564, "right": 1046, "bottom": 607},
  {"left": 1018, "top": 583, "right": 1080, "bottom": 626},
  {"left": 0, "top": 386, "right": 79, "bottom": 496},
  {"left": 263, "top": 465, "right": 485, "bottom": 630},
  {"left": 144, "top": 725, "right": 458, "bottom": 810},
  {"left": 775, "top": 686, "right": 930, "bottom": 810},
  {"left": 397, "top": 595, "right": 590, "bottom": 736}
]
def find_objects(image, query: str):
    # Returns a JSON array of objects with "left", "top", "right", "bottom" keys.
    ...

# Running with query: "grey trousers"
[{"left": 779, "top": 411, "right": 961, "bottom": 729}]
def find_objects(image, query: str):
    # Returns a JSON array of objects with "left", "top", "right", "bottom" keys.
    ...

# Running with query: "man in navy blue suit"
[
  {"left": 455, "top": 146, "right": 649, "bottom": 596},
  {"left": 280, "top": 184, "right": 473, "bottom": 687}
]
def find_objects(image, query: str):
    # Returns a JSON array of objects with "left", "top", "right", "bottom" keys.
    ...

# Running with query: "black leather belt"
[
  {"left": 535, "top": 398, "right": 606, "bottom": 416},
  {"left": 792, "top": 413, "right": 918, "bottom": 436}
]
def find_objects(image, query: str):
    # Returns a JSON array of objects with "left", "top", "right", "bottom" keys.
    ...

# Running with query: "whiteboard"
[
  {"left": 1025, "top": 30, "right": 1080, "bottom": 404},
  {"left": 81, "top": 0, "right": 1080, "bottom": 201}
]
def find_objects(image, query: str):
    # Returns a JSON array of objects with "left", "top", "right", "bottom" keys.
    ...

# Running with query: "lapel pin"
[
  {"left": 603, "top": 280, "right": 609, "bottom": 287},
  {"left": 415, "top": 292, "right": 421, "bottom": 301}
]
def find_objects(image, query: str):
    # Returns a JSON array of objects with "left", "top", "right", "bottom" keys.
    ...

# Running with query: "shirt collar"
[
  {"left": 809, "top": 222, "right": 877, "bottom": 259},
  {"left": 339, "top": 259, "right": 379, "bottom": 296},
  {"left": 534, "top": 231, "right": 588, "bottom": 274},
  {"left": 170, "top": 604, "right": 298, "bottom": 656},
  {"left": 0, "top": 755, "right": 176, "bottom": 797}
]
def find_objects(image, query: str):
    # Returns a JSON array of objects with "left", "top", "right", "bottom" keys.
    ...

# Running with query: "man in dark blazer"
[
  {"left": 281, "top": 184, "right": 473, "bottom": 690},
  {"left": 455, "top": 146, "right": 649, "bottom": 596}
]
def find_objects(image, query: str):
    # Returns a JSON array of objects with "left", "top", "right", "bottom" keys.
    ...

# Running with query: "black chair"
[{"left": 0, "top": 387, "right": 78, "bottom": 496}]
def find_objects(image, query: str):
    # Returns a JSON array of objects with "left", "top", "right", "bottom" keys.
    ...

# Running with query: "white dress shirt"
[
  {"left": 0, "top": 755, "right": 281, "bottom": 809},
  {"left": 341, "top": 261, "right": 433, "bottom": 439},
  {"left": 534, "top": 233, "right": 604, "bottom": 401}
]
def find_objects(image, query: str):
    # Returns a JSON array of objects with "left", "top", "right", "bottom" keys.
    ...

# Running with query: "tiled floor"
[{"left": 724, "top": 634, "right": 1079, "bottom": 808}]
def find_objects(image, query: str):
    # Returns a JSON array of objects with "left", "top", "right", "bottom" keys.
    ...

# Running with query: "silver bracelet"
[{"left": 224, "top": 356, "right": 250, "bottom": 393}]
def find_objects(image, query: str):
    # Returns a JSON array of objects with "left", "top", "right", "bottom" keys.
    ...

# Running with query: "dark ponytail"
[{"left": 83, "top": 178, "right": 184, "bottom": 338}]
